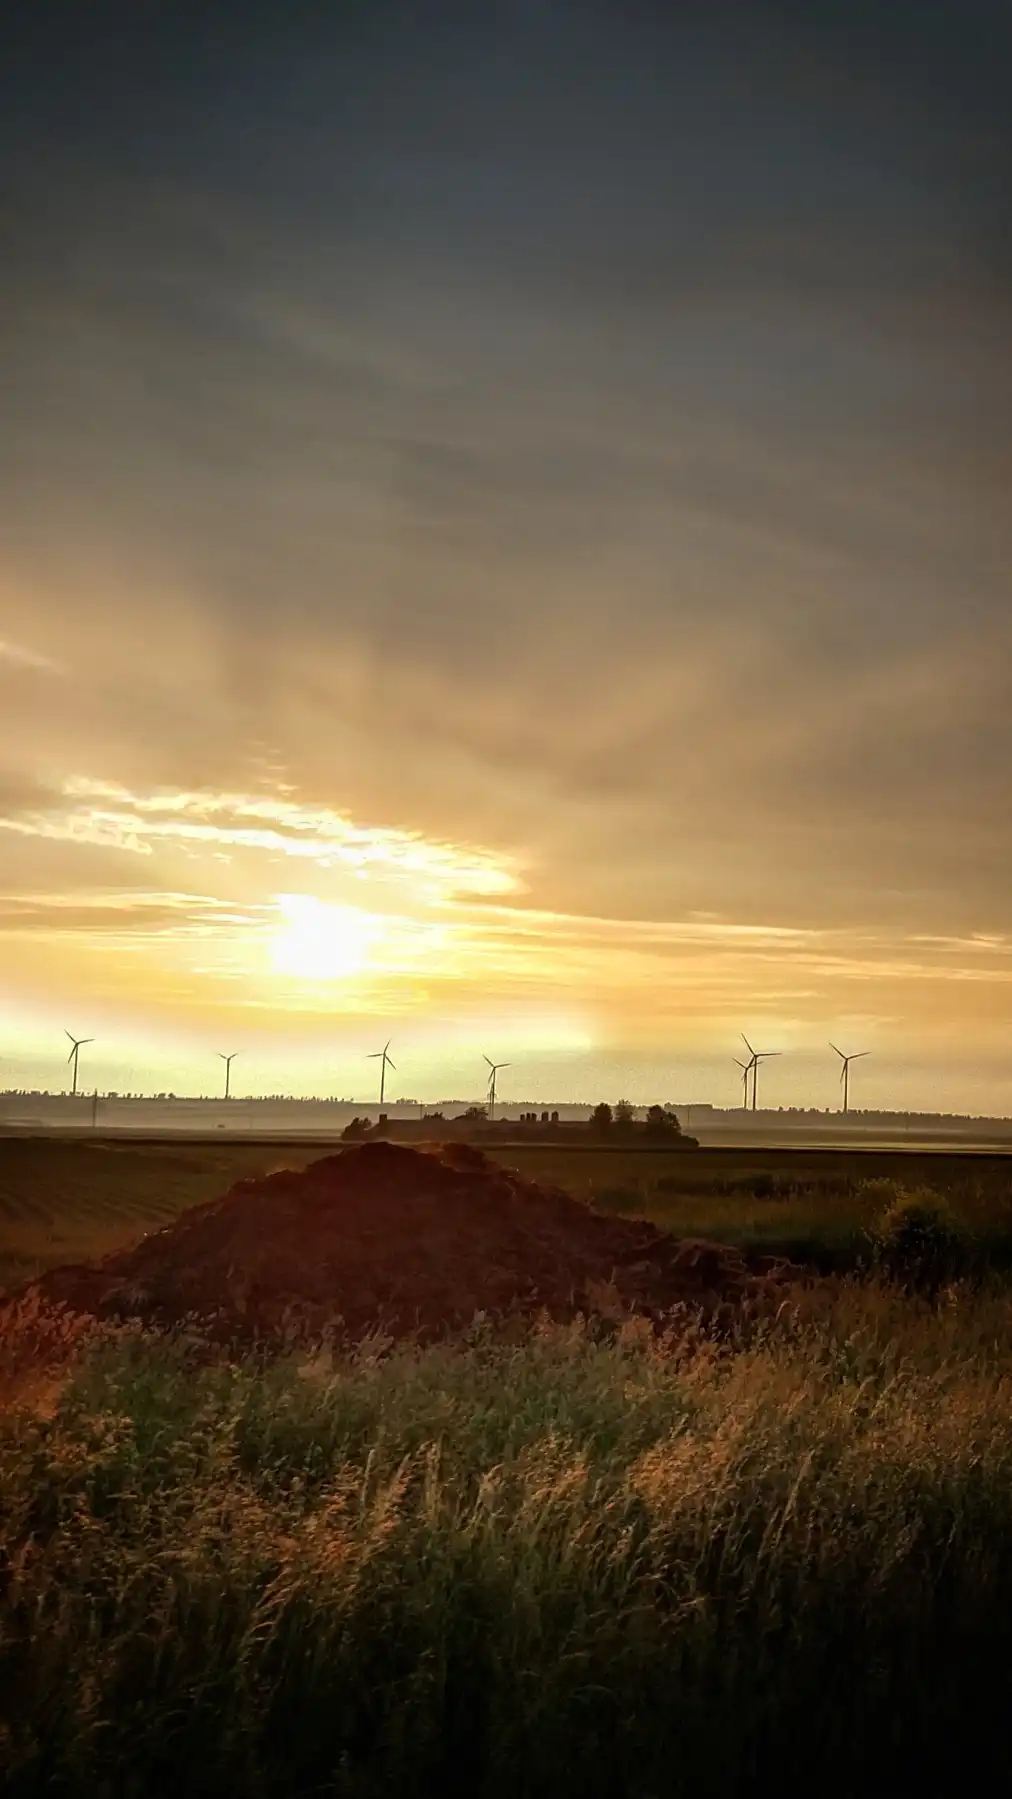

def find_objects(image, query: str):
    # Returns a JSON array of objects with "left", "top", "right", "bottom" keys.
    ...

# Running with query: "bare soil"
[{"left": 1, "top": 1141, "right": 805, "bottom": 1351}]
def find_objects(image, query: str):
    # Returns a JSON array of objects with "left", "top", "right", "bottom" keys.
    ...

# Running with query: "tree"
[
  {"left": 461, "top": 1104, "right": 488, "bottom": 1123},
  {"left": 644, "top": 1104, "right": 682, "bottom": 1140},
  {"left": 590, "top": 1102, "right": 613, "bottom": 1134},
  {"left": 614, "top": 1100, "right": 636, "bottom": 1131}
]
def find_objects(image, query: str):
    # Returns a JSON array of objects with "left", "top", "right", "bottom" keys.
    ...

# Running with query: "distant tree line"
[
  {"left": 339, "top": 1102, "right": 692, "bottom": 1145},
  {"left": 590, "top": 1102, "right": 685, "bottom": 1140}
]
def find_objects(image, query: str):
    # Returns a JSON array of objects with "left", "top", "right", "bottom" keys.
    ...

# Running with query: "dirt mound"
[{"left": 5, "top": 1142, "right": 804, "bottom": 1347}]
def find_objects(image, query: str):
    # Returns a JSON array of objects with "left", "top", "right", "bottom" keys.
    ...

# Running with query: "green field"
[
  {"left": 2, "top": 1135, "right": 1012, "bottom": 1294},
  {"left": 500, "top": 1140, "right": 1012, "bottom": 1264}
]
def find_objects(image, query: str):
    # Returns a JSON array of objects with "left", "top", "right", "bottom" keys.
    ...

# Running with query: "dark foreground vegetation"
[
  {"left": 3, "top": 1140, "right": 1012, "bottom": 1794},
  {"left": 5, "top": 1277, "right": 1012, "bottom": 1796}
]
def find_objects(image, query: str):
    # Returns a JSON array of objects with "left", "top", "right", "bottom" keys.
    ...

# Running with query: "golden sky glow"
[
  {"left": 1, "top": 5, "right": 1011, "bottom": 1109},
  {"left": 2, "top": 762, "right": 1011, "bottom": 1107}
]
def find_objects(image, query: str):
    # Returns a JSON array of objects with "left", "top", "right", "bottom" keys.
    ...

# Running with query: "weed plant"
[{"left": 4, "top": 1280, "right": 1012, "bottom": 1796}]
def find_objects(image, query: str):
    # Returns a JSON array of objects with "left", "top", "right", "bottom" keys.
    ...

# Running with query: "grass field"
[
  {"left": 5, "top": 1286, "right": 1012, "bottom": 1794},
  {"left": 501, "top": 1141, "right": 1012, "bottom": 1267},
  {"left": 2, "top": 1135, "right": 1012, "bottom": 1293},
  {"left": 0, "top": 1140, "right": 325, "bottom": 1292},
  {"left": 5, "top": 1137, "right": 1012, "bottom": 1792}
]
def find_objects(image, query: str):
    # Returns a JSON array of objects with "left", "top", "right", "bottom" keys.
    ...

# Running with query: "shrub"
[{"left": 870, "top": 1187, "right": 970, "bottom": 1294}]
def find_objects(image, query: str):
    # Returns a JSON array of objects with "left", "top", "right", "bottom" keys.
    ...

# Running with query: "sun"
[{"left": 269, "top": 894, "right": 377, "bottom": 981}]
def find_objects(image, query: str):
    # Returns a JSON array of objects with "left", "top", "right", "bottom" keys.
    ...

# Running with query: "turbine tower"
[
  {"left": 368, "top": 1040, "right": 395, "bottom": 1106},
  {"left": 65, "top": 1032, "right": 94, "bottom": 1098},
  {"left": 733, "top": 1056, "right": 752, "bottom": 1111},
  {"left": 483, "top": 1054, "right": 510, "bottom": 1122},
  {"left": 741, "top": 1035, "right": 779, "bottom": 1112},
  {"left": 830, "top": 1043, "right": 868, "bottom": 1115},
  {"left": 218, "top": 1051, "right": 239, "bottom": 1100}
]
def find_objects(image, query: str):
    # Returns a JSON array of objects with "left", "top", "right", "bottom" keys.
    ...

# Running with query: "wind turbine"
[
  {"left": 368, "top": 1040, "right": 395, "bottom": 1106},
  {"left": 483, "top": 1054, "right": 510, "bottom": 1122},
  {"left": 65, "top": 1032, "right": 94, "bottom": 1098},
  {"left": 742, "top": 1034, "right": 779, "bottom": 1112},
  {"left": 830, "top": 1043, "right": 868, "bottom": 1115},
  {"left": 218, "top": 1052, "right": 239, "bottom": 1100},
  {"left": 733, "top": 1056, "right": 752, "bottom": 1111}
]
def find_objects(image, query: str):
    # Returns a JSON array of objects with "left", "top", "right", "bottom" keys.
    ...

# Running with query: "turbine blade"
[
  {"left": 741, "top": 1034, "right": 754, "bottom": 1055},
  {"left": 829, "top": 1042, "right": 845, "bottom": 1060},
  {"left": 387, "top": 1059, "right": 396, "bottom": 1071}
]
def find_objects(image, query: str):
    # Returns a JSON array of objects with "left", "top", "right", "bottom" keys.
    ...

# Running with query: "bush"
[{"left": 870, "top": 1187, "right": 970, "bottom": 1294}]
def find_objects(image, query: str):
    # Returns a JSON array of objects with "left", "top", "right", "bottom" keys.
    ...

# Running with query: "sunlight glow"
[{"left": 269, "top": 894, "right": 379, "bottom": 981}]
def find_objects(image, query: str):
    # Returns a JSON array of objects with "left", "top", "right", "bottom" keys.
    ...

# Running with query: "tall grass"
[{"left": 4, "top": 1283, "right": 1012, "bottom": 1794}]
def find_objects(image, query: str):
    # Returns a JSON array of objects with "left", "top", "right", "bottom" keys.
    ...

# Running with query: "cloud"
[
  {"left": 0, "top": 889, "right": 261, "bottom": 938},
  {"left": 0, "top": 639, "right": 62, "bottom": 674},
  {"left": 0, "top": 778, "right": 522, "bottom": 899}
]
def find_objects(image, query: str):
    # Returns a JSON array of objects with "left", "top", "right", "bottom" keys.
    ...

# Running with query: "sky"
[{"left": 1, "top": 0, "right": 1011, "bottom": 1110}]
